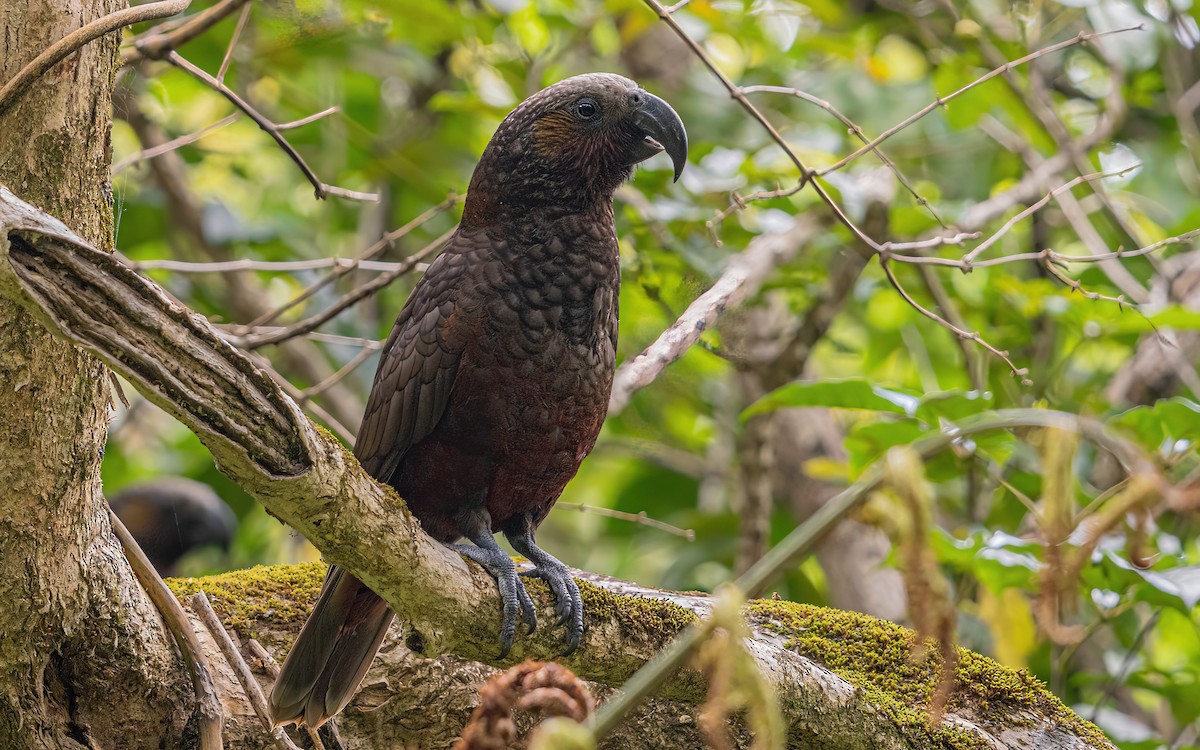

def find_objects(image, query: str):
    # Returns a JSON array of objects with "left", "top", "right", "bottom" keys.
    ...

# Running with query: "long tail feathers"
[{"left": 268, "top": 565, "right": 395, "bottom": 728}]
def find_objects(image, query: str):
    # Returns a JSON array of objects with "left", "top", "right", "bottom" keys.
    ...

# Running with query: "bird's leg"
[
  {"left": 449, "top": 506, "right": 537, "bottom": 658},
  {"left": 503, "top": 513, "right": 584, "bottom": 656}
]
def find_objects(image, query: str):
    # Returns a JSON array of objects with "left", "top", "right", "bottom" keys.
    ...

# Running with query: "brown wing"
[{"left": 353, "top": 234, "right": 478, "bottom": 482}]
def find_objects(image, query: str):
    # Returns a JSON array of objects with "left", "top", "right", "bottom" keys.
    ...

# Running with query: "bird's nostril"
[{"left": 631, "top": 92, "right": 643, "bottom": 105}]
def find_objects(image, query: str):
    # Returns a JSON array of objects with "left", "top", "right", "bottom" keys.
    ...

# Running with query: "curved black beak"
[{"left": 629, "top": 91, "right": 688, "bottom": 182}]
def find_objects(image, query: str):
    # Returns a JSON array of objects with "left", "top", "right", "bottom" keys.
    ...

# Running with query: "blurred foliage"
[{"left": 105, "top": 0, "right": 1200, "bottom": 745}]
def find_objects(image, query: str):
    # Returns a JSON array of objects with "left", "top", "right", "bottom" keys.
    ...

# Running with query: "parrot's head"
[{"left": 463, "top": 73, "right": 687, "bottom": 226}]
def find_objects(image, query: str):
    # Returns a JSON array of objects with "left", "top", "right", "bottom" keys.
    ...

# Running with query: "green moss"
[
  {"left": 577, "top": 579, "right": 698, "bottom": 644},
  {"left": 166, "top": 562, "right": 326, "bottom": 640},
  {"left": 749, "top": 600, "right": 1111, "bottom": 750}
]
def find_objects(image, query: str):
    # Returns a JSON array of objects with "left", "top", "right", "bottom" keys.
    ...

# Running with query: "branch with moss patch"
[{"left": 0, "top": 188, "right": 1119, "bottom": 749}]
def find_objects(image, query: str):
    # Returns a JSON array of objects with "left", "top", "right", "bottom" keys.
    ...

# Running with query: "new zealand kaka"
[
  {"left": 268, "top": 73, "right": 687, "bottom": 728},
  {"left": 108, "top": 478, "right": 236, "bottom": 576}
]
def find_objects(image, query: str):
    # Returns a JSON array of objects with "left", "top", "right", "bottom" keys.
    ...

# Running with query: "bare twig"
[
  {"left": 247, "top": 639, "right": 280, "bottom": 678},
  {"left": 192, "top": 592, "right": 303, "bottom": 750},
  {"left": 882, "top": 230, "right": 1200, "bottom": 271},
  {"left": 914, "top": 264, "right": 985, "bottom": 390},
  {"left": 0, "top": 0, "right": 192, "bottom": 116},
  {"left": 638, "top": 0, "right": 878, "bottom": 249},
  {"left": 165, "top": 51, "right": 378, "bottom": 202},
  {"left": 109, "top": 510, "right": 223, "bottom": 750},
  {"left": 883, "top": 232, "right": 980, "bottom": 252},
  {"left": 743, "top": 84, "right": 947, "bottom": 228},
  {"left": 242, "top": 193, "right": 459, "bottom": 330},
  {"left": 979, "top": 22, "right": 1144, "bottom": 253},
  {"left": 817, "top": 25, "right": 1145, "bottom": 176},
  {"left": 216, "top": 1, "right": 252, "bottom": 83},
  {"left": 880, "top": 255, "right": 1030, "bottom": 382},
  {"left": 276, "top": 107, "right": 339, "bottom": 131},
  {"left": 113, "top": 113, "right": 240, "bottom": 174},
  {"left": 124, "top": 255, "right": 421, "bottom": 274},
  {"left": 298, "top": 345, "right": 379, "bottom": 403},
  {"left": 239, "top": 227, "right": 455, "bottom": 350},
  {"left": 970, "top": 44, "right": 1149, "bottom": 302},
  {"left": 958, "top": 166, "right": 1141, "bottom": 266},
  {"left": 1088, "top": 609, "right": 1163, "bottom": 723},
  {"left": 557, "top": 503, "right": 696, "bottom": 541},
  {"left": 123, "top": 0, "right": 251, "bottom": 65}
]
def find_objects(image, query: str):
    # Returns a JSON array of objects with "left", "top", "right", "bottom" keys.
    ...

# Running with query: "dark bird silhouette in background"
[
  {"left": 267, "top": 73, "right": 687, "bottom": 728},
  {"left": 108, "top": 478, "right": 237, "bottom": 576}
]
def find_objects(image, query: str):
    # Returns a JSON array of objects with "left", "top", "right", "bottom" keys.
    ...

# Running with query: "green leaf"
[
  {"left": 742, "top": 379, "right": 917, "bottom": 421},
  {"left": 1112, "top": 398, "right": 1200, "bottom": 451}
]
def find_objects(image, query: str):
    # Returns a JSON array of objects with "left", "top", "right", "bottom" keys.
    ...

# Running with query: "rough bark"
[
  {"left": 0, "top": 2, "right": 192, "bottom": 748},
  {"left": 0, "top": 188, "right": 1115, "bottom": 749},
  {"left": 165, "top": 563, "right": 1114, "bottom": 750}
]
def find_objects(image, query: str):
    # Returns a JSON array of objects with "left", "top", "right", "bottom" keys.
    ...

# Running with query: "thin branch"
[
  {"left": 247, "top": 639, "right": 280, "bottom": 679},
  {"left": 122, "top": 0, "right": 251, "bottom": 65},
  {"left": 883, "top": 230, "right": 1200, "bottom": 270},
  {"left": 124, "top": 255, "right": 421, "bottom": 274},
  {"left": 298, "top": 345, "right": 378, "bottom": 402},
  {"left": 109, "top": 510, "right": 223, "bottom": 750},
  {"left": 238, "top": 227, "right": 455, "bottom": 350},
  {"left": 817, "top": 25, "right": 1145, "bottom": 176},
  {"left": 742, "top": 84, "right": 947, "bottom": 228},
  {"left": 0, "top": 0, "right": 192, "bottom": 116},
  {"left": 883, "top": 232, "right": 980, "bottom": 253},
  {"left": 880, "top": 255, "right": 1030, "bottom": 382},
  {"left": 914, "top": 264, "right": 986, "bottom": 391},
  {"left": 165, "top": 51, "right": 378, "bottom": 202},
  {"left": 706, "top": 184, "right": 805, "bottom": 242},
  {"left": 959, "top": 166, "right": 1141, "bottom": 266},
  {"left": 638, "top": 0, "right": 878, "bottom": 248},
  {"left": 1087, "top": 608, "right": 1162, "bottom": 723},
  {"left": 276, "top": 106, "right": 339, "bottom": 131},
  {"left": 192, "top": 592, "right": 303, "bottom": 750},
  {"left": 973, "top": 76, "right": 1148, "bottom": 302},
  {"left": 979, "top": 21, "right": 1144, "bottom": 254},
  {"left": 216, "top": 1, "right": 252, "bottom": 83},
  {"left": 301, "top": 331, "right": 382, "bottom": 349},
  {"left": 241, "top": 193, "right": 459, "bottom": 331},
  {"left": 112, "top": 113, "right": 240, "bottom": 174},
  {"left": 556, "top": 503, "right": 696, "bottom": 541}
]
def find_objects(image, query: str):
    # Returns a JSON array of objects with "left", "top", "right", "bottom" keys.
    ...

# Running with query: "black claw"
[
  {"left": 517, "top": 582, "right": 538, "bottom": 635},
  {"left": 451, "top": 542, "right": 532, "bottom": 658},
  {"left": 522, "top": 562, "right": 584, "bottom": 656},
  {"left": 505, "top": 519, "right": 586, "bottom": 656}
]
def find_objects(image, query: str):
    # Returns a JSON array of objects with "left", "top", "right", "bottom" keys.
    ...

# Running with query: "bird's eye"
[{"left": 575, "top": 98, "right": 599, "bottom": 120}]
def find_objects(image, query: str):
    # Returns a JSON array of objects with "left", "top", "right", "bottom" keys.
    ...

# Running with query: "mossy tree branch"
[
  {"left": 0, "top": 187, "right": 1114, "bottom": 749},
  {"left": 167, "top": 563, "right": 1115, "bottom": 750}
]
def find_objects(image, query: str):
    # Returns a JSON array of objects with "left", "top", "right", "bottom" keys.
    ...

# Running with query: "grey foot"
[{"left": 451, "top": 543, "right": 538, "bottom": 657}]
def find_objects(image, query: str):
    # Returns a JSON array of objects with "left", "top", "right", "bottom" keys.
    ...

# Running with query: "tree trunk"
[{"left": 0, "top": 2, "right": 192, "bottom": 747}]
